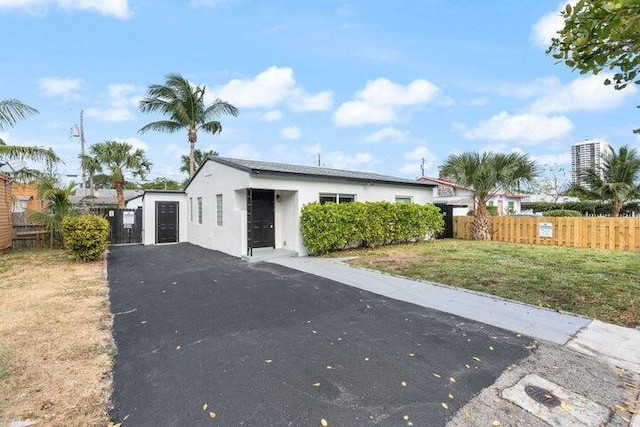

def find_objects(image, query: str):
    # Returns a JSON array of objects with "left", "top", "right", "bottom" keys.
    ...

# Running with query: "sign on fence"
[
  {"left": 538, "top": 222, "right": 553, "bottom": 238},
  {"left": 122, "top": 211, "right": 135, "bottom": 229}
]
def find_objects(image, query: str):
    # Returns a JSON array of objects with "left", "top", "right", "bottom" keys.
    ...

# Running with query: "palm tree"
[
  {"left": 27, "top": 175, "right": 77, "bottom": 247},
  {"left": 138, "top": 73, "right": 238, "bottom": 178},
  {"left": 0, "top": 98, "right": 59, "bottom": 164},
  {"left": 179, "top": 148, "right": 218, "bottom": 176},
  {"left": 80, "top": 140, "right": 152, "bottom": 209},
  {"left": 440, "top": 151, "right": 539, "bottom": 240},
  {"left": 568, "top": 145, "right": 640, "bottom": 217}
]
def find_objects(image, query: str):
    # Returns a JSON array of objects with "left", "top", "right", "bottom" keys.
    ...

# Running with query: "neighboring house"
[
  {"left": 0, "top": 174, "right": 11, "bottom": 251},
  {"left": 70, "top": 188, "right": 144, "bottom": 208},
  {"left": 10, "top": 182, "right": 45, "bottom": 213},
  {"left": 417, "top": 176, "right": 524, "bottom": 216},
  {"left": 521, "top": 194, "right": 580, "bottom": 204},
  {"left": 128, "top": 157, "right": 435, "bottom": 257}
]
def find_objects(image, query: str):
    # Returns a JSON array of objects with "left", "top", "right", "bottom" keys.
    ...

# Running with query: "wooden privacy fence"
[{"left": 453, "top": 216, "right": 640, "bottom": 251}]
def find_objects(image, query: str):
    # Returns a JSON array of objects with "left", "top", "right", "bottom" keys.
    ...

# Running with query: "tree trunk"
[
  {"left": 612, "top": 200, "right": 622, "bottom": 217},
  {"left": 189, "top": 126, "right": 197, "bottom": 178},
  {"left": 115, "top": 178, "right": 125, "bottom": 209},
  {"left": 471, "top": 204, "right": 492, "bottom": 240}
]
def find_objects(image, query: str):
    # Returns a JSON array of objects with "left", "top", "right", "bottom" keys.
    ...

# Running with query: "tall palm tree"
[
  {"left": 179, "top": 148, "right": 218, "bottom": 176},
  {"left": 440, "top": 151, "right": 539, "bottom": 240},
  {"left": 0, "top": 98, "right": 59, "bottom": 164},
  {"left": 568, "top": 145, "right": 640, "bottom": 217},
  {"left": 138, "top": 73, "right": 239, "bottom": 178},
  {"left": 80, "top": 140, "right": 152, "bottom": 209}
]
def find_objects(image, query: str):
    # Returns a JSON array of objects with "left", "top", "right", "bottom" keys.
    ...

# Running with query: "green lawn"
[{"left": 334, "top": 240, "right": 640, "bottom": 328}]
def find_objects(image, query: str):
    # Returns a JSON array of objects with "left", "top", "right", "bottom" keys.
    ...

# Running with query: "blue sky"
[{"left": 1, "top": 0, "right": 638, "bottom": 185}]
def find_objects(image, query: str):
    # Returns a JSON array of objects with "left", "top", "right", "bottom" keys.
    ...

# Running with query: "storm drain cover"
[{"left": 524, "top": 384, "right": 561, "bottom": 408}]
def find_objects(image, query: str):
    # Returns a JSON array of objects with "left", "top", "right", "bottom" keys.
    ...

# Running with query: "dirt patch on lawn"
[{"left": 0, "top": 249, "right": 113, "bottom": 427}]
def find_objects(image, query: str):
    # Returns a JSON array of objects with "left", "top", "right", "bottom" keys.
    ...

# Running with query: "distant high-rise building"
[{"left": 571, "top": 140, "right": 612, "bottom": 186}]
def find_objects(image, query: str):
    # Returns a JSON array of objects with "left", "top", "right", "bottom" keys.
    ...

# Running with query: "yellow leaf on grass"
[
  {"left": 403, "top": 415, "right": 409, "bottom": 420},
  {"left": 449, "top": 377, "right": 456, "bottom": 383},
  {"left": 401, "top": 381, "right": 407, "bottom": 387},
  {"left": 448, "top": 393, "right": 454, "bottom": 399},
  {"left": 464, "top": 411, "right": 470, "bottom": 419},
  {"left": 265, "top": 359, "right": 272, "bottom": 363},
  {"left": 313, "top": 383, "right": 321, "bottom": 387},
  {"left": 203, "top": 402, "right": 208, "bottom": 411},
  {"left": 441, "top": 402, "right": 448, "bottom": 410},
  {"left": 432, "top": 373, "right": 441, "bottom": 378},
  {"left": 321, "top": 418, "right": 328, "bottom": 426},
  {"left": 408, "top": 353, "right": 415, "bottom": 357},
  {"left": 209, "top": 412, "right": 217, "bottom": 419},
  {"left": 492, "top": 421, "right": 501, "bottom": 426}
]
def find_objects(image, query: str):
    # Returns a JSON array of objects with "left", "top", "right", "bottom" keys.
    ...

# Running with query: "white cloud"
[
  {"left": 0, "top": 0, "right": 131, "bottom": 18},
  {"left": 400, "top": 146, "right": 436, "bottom": 177},
  {"left": 215, "top": 66, "right": 332, "bottom": 112},
  {"left": 290, "top": 90, "right": 333, "bottom": 111},
  {"left": 529, "top": 74, "right": 637, "bottom": 114},
  {"left": 365, "top": 127, "right": 409, "bottom": 143},
  {"left": 464, "top": 111, "right": 574, "bottom": 143},
  {"left": 57, "top": 0, "right": 131, "bottom": 19},
  {"left": 86, "top": 83, "right": 141, "bottom": 122},
  {"left": 530, "top": 2, "right": 575, "bottom": 49},
  {"left": 334, "top": 77, "right": 441, "bottom": 126},
  {"left": 120, "top": 136, "right": 148, "bottom": 152},
  {"left": 334, "top": 101, "right": 396, "bottom": 127},
  {"left": 37, "top": 77, "right": 83, "bottom": 99},
  {"left": 320, "top": 151, "right": 376, "bottom": 170},
  {"left": 260, "top": 110, "right": 283, "bottom": 122},
  {"left": 280, "top": 126, "right": 301, "bottom": 140},
  {"left": 494, "top": 77, "right": 560, "bottom": 99}
]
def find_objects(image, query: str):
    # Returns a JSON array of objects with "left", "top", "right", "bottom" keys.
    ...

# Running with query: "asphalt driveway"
[{"left": 108, "top": 243, "right": 533, "bottom": 426}]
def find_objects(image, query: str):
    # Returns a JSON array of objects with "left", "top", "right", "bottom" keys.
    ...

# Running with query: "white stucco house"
[
  {"left": 127, "top": 157, "right": 435, "bottom": 258},
  {"left": 417, "top": 176, "right": 524, "bottom": 216}
]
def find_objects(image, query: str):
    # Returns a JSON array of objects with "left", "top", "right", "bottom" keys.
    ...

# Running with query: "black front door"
[
  {"left": 156, "top": 201, "right": 178, "bottom": 243},
  {"left": 250, "top": 189, "right": 275, "bottom": 248}
]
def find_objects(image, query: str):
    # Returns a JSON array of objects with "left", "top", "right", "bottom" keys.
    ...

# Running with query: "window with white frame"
[
  {"left": 395, "top": 196, "right": 412, "bottom": 204},
  {"left": 319, "top": 193, "right": 355, "bottom": 204},
  {"left": 197, "top": 197, "right": 203, "bottom": 224},
  {"left": 216, "top": 194, "right": 223, "bottom": 226},
  {"left": 189, "top": 197, "right": 193, "bottom": 222}
]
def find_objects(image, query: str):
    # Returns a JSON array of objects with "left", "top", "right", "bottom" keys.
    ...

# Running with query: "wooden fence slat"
[{"left": 452, "top": 216, "right": 640, "bottom": 252}]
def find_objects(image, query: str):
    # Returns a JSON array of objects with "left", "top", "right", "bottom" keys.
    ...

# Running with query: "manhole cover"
[{"left": 524, "top": 385, "right": 561, "bottom": 408}]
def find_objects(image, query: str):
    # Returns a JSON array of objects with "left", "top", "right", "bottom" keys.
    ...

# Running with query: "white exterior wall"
[
  {"left": 126, "top": 197, "right": 143, "bottom": 210},
  {"left": 185, "top": 161, "right": 434, "bottom": 257},
  {"left": 141, "top": 192, "right": 188, "bottom": 245}
]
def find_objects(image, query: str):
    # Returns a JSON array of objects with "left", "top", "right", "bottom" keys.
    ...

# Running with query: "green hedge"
[
  {"left": 62, "top": 213, "right": 110, "bottom": 261},
  {"left": 300, "top": 201, "right": 444, "bottom": 255},
  {"left": 543, "top": 209, "right": 583, "bottom": 217},
  {"left": 522, "top": 201, "right": 640, "bottom": 216}
]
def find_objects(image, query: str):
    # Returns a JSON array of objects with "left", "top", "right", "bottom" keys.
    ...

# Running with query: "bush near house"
[
  {"left": 62, "top": 213, "right": 110, "bottom": 261},
  {"left": 301, "top": 201, "right": 444, "bottom": 255}
]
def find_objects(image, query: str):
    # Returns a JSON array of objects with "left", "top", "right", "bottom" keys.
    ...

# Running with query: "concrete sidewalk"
[{"left": 270, "top": 255, "right": 640, "bottom": 427}]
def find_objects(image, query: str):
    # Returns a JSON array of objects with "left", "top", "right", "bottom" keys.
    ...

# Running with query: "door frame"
[
  {"left": 246, "top": 188, "right": 275, "bottom": 255},
  {"left": 155, "top": 201, "right": 179, "bottom": 244}
]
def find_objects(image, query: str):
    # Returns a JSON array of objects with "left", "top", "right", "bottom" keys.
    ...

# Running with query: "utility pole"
[
  {"left": 71, "top": 110, "right": 86, "bottom": 197},
  {"left": 420, "top": 157, "right": 425, "bottom": 177}
]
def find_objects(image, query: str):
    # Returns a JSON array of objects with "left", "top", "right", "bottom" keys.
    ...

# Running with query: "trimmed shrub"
[
  {"left": 300, "top": 201, "right": 444, "bottom": 255},
  {"left": 62, "top": 213, "right": 110, "bottom": 261},
  {"left": 543, "top": 209, "right": 582, "bottom": 217}
]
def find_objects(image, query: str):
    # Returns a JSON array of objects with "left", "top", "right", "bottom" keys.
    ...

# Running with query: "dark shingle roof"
[{"left": 210, "top": 157, "right": 434, "bottom": 188}]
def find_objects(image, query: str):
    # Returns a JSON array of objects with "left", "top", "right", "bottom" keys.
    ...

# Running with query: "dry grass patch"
[{"left": 0, "top": 249, "right": 112, "bottom": 427}]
